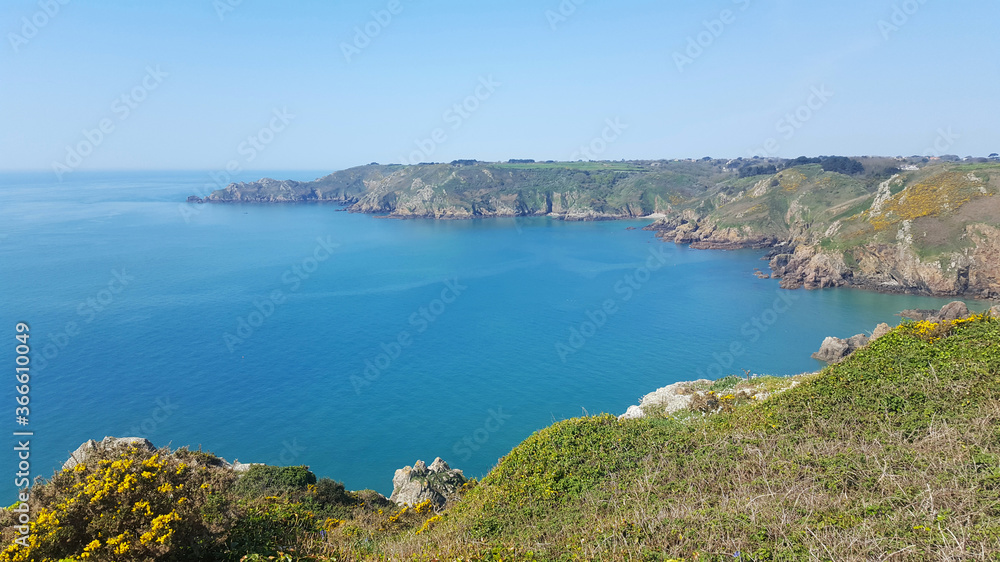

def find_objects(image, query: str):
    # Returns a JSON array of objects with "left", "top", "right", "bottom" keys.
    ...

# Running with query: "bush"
[
  {"left": 0, "top": 446, "right": 235, "bottom": 561},
  {"left": 232, "top": 466, "right": 317, "bottom": 500}
]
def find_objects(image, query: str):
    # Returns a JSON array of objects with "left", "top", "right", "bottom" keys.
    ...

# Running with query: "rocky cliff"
[
  {"left": 189, "top": 158, "right": 1000, "bottom": 297},
  {"left": 643, "top": 162, "right": 1000, "bottom": 298},
  {"left": 187, "top": 160, "right": 724, "bottom": 220}
]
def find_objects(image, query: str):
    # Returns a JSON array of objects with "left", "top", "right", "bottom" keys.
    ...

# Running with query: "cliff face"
[
  {"left": 767, "top": 223, "right": 1000, "bottom": 298},
  {"left": 189, "top": 159, "right": 1000, "bottom": 297},
  {"left": 643, "top": 163, "right": 1000, "bottom": 298},
  {"left": 189, "top": 161, "right": 725, "bottom": 219}
]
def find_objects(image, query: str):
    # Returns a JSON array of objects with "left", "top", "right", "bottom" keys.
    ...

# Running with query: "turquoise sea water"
[{"left": 0, "top": 171, "right": 970, "bottom": 499}]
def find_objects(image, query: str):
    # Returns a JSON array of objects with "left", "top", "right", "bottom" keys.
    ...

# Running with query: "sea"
[{"left": 0, "top": 170, "right": 970, "bottom": 499}]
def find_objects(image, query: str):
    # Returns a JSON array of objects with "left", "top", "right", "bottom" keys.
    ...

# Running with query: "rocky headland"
[{"left": 188, "top": 158, "right": 1000, "bottom": 298}]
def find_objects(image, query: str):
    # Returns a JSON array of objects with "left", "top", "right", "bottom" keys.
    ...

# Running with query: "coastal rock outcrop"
[
  {"left": 813, "top": 301, "right": 988, "bottom": 364},
  {"left": 900, "top": 301, "right": 970, "bottom": 323},
  {"left": 770, "top": 245, "right": 851, "bottom": 290},
  {"left": 62, "top": 437, "right": 266, "bottom": 473},
  {"left": 812, "top": 334, "right": 869, "bottom": 363},
  {"left": 63, "top": 436, "right": 156, "bottom": 470},
  {"left": 871, "top": 323, "right": 892, "bottom": 340},
  {"left": 645, "top": 212, "right": 778, "bottom": 250},
  {"left": 934, "top": 301, "right": 970, "bottom": 322},
  {"left": 618, "top": 379, "right": 710, "bottom": 420},
  {"left": 390, "top": 458, "right": 467, "bottom": 507}
]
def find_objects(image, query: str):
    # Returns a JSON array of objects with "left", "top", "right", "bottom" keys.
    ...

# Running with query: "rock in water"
[
  {"left": 812, "top": 334, "right": 869, "bottom": 363},
  {"left": 390, "top": 458, "right": 467, "bottom": 507},
  {"left": 812, "top": 337, "right": 850, "bottom": 362},
  {"left": 63, "top": 436, "right": 156, "bottom": 471},
  {"left": 846, "top": 333, "right": 871, "bottom": 349},
  {"left": 932, "top": 301, "right": 970, "bottom": 322},
  {"left": 900, "top": 309, "right": 937, "bottom": 321}
]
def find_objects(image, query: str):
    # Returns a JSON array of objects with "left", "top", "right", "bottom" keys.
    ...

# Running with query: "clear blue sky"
[{"left": 2, "top": 0, "right": 998, "bottom": 173}]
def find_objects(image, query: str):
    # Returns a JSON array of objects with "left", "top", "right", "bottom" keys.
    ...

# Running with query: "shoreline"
[{"left": 186, "top": 198, "right": 1000, "bottom": 301}]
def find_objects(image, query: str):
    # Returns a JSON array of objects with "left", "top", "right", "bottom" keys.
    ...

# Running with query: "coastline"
[{"left": 187, "top": 196, "right": 1000, "bottom": 301}]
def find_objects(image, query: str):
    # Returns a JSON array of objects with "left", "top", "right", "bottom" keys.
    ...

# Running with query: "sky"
[{"left": 2, "top": 0, "right": 999, "bottom": 174}]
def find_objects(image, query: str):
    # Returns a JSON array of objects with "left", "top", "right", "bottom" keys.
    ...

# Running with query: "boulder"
[
  {"left": 846, "top": 333, "right": 871, "bottom": 349},
  {"left": 931, "top": 301, "right": 970, "bottom": 322},
  {"left": 619, "top": 405, "right": 646, "bottom": 420},
  {"left": 989, "top": 305, "right": 1000, "bottom": 318},
  {"left": 812, "top": 337, "right": 850, "bottom": 363},
  {"left": 871, "top": 323, "right": 892, "bottom": 340},
  {"left": 63, "top": 436, "right": 156, "bottom": 471},
  {"left": 390, "top": 458, "right": 466, "bottom": 507},
  {"left": 812, "top": 334, "right": 869, "bottom": 363}
]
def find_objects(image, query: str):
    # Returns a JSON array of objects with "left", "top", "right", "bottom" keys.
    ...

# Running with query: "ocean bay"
[{"left": 0, "top": 171, "right": 966, "bottom": 499}]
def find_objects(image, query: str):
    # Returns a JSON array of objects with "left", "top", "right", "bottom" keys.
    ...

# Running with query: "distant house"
[{"left": 900, "top": 165, "right": 919, "bottom": 171}]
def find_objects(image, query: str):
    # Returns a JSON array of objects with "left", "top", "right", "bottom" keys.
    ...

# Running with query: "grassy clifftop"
[{"left": 4, "top": 313, "right": 1000, "bottom": 560}]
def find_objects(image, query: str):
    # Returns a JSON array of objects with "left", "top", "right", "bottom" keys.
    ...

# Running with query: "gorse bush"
[
  {"left": 0, "top": 446, "right": 437, "bottom": 561},
  {"left": 0, "top": 447, "right": 236, "bottom": 561}
]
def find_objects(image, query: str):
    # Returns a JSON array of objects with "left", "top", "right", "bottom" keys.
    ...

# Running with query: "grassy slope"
[{"left": 391, "top": 315, "right": 1000, "bottom": 561}]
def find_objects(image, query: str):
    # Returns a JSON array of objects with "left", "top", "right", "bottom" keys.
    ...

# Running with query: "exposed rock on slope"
[
  {"left": 390, "top": 458, "right": 467, "bottom": 507},
  {"left": 63, "top": 437, "right": 156, "bottom": 470},
  {"left": 618, "top": 379, "right": 711, "bottom": 420}
]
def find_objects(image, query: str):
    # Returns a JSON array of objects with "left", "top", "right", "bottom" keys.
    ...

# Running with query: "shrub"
[
  {"left": 0, "top": 446, "right": 235, "bottom": 561},
  {"left": 231, "top": 466, "right": 317, "bottom": 500}
]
